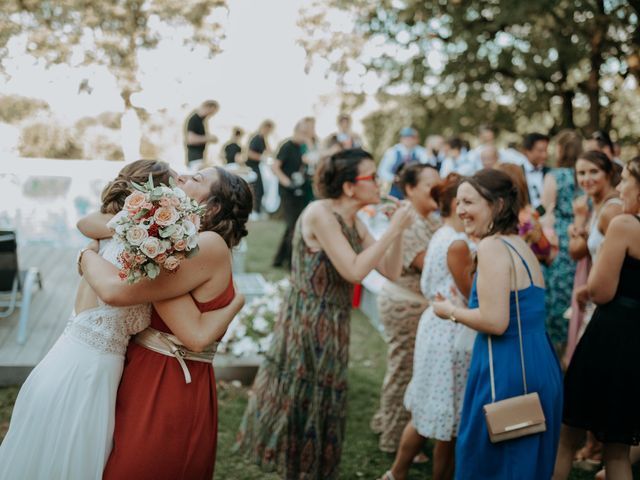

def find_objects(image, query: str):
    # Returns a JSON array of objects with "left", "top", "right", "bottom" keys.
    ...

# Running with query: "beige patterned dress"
[{"left": 370, "top": 210, "right": 441, "bottom": 452}]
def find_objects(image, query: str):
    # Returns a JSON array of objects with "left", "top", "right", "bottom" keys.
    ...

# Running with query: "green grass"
[{"left": 0, "top": 219, "right": 634, "bottom": 478}]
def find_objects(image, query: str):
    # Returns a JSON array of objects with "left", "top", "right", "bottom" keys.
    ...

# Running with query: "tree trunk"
[
  {"left": 586, "top": 2, "right": 607, "bottom": 133},
  {"left": 560, "top": 90, "right": 575, "bottom": 130},
  {"left": 120, "top": 90, "right": 141, "bottom": 162}
]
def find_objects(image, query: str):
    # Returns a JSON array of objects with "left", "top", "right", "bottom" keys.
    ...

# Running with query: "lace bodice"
[{"left": 64, "top": 239, "right": 151, "bottom": 355}]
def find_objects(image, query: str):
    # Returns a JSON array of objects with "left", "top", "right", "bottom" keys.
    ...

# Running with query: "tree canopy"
[{"left": 301, "top": 0, "right": 640, "bottom": 144}]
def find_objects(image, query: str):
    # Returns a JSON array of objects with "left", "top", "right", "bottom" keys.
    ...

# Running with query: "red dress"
[{"left": 103, "top": 280, "right": 234, "bottom": 480}]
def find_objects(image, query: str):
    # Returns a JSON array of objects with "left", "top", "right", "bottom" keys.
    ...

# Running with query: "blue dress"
[{"left": 455, "top": 240, "right": 563, "bottom": 480}]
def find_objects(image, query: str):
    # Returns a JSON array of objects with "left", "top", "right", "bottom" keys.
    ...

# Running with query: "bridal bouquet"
[{"left": 107, "top": 176, "right": 205, "bottom": 283}]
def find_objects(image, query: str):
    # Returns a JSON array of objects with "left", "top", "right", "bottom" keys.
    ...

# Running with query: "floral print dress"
[
  {"left": 543, "top": 168, "right": 577, "bottom": 345},
  {"left": 404, "top": 225, "right": 476, "bottom": 440},
  {"left": 234, "top": 211, "right": 361, "bottom": 479}
]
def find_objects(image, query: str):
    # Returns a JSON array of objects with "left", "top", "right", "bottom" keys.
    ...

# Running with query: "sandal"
[
  {"left": 412, "top": 453, "right": 429, "bottom": 464},
  {"left": 377, "top": 471, "right": 396, "bottom": 480}
]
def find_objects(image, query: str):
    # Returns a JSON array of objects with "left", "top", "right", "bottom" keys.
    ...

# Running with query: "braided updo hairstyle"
[
  {"left": 462, "top": 169, "right": 520, "bottom": 237},
  {"left": 101, "top": 159, "right": 172, "bottom": 215},
  {"left": 199, "top": 167, "right": 253, "bottom": 248},
  {"left": 314, "top": 148, "right": 374, "bottom": 199}
]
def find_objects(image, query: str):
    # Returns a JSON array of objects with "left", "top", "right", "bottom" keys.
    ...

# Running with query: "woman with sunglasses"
[{"left": 234, "top": 148, "right": 415, "bottom": 479}]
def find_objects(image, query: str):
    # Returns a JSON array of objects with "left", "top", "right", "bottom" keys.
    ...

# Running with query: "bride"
[{"left": 0, "top": 160, "right": 245, "bottom": 479}]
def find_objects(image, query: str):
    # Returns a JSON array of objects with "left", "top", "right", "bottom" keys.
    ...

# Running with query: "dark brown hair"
[
  {"left": 200, "top": 167, "right": 253, "bottom": 248},
  {"left": 496, "top": 162, "right": 530, "bottom": 211},
  {"left": 431, "top": 173, "right": 462, "bottom": 218},
  {"left": 578, "top": 150, "right": 621, "bottom": 186},
  {"left": 314, "top": 148, "right": 373, "bottom": 199},
  {"left": 463, "top": 169, "right": 519, "bottom": 237},
  {"left": 627, "top": 156, "right": 640, "bottom": 185},
  {"left": 101, "top": 160, "right": 172, "bottom": 215},
  {"left": 396, "top": 163, "right": 439, "bottom": 196},
  {"left": 555, "top": 129, "right": 583, "bottom": 168}
]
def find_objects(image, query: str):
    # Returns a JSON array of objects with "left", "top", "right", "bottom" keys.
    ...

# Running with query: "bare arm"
[
  {"left": 541, "top": 174, "right": 557, "bottom": 216},
  {"left": 187, "top": 131, "right": 217, "bottom": 146},
  {"left": 597, "top": 202, "right": 623, "bottom": 237},
  {"left": 154, "top": 293, "right": 245, "bottom": 352},
  {"left": 410, "top": 250, "right": 426, "bottom": 271},
  {"left": 310, "top": 204, "right": 413, "bottom": 284},
  {"left": 434, "top": 238, "right": 511, "bottom": 335},
  {"left": 356, "top": 217, "right": 405, "bottom": 280},
  {"left": 588, "top": 215, "right": 632, "bottom": 304},
  {"left": 447, "top": 240, "right": 473, "bottom": 299},
  {"left": 80, "top": 232, "right": 229, "bottom": 306},
  {"left": 271, "top": 159, "right": 291, "bottom": 187},
  {"left": 247, "top": 149, "right": 262, "bottom": 161},
  {"left": 77, "top": 212, "right": 114, "bottom": 240}
]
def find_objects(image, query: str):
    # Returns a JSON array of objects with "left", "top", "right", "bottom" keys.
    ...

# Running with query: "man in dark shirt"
[
  {"left": 185, "top": 100, "right": 219, "bottom": 166},
  {"left": 223, "top": 127, "right": 243, "bottom": 164},
  {"left": 271, "top": 120, "right": 310, "bottom": 269},
  {"left": 247, "top": 120, "right": 274, "bottom": 215}
]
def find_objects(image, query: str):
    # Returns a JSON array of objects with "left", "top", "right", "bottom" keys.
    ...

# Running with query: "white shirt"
[
  {"left": 377, "top": 144, "right": 433, "bottom": 182},
  {"left": 439, "top": 151, "right": 481, "bottom": 177},
  {"left": 501, "top": 151, "right": 545, "bottom": 208}
]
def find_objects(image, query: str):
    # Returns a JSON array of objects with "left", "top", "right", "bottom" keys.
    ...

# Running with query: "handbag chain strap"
[{"left": 488, "top": 238, "right": 528, "bottom": 403}]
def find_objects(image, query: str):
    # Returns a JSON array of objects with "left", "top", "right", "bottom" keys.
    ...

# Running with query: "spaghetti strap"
[{"left": 499, "top": 238, "right": 534, "bottom": 284}]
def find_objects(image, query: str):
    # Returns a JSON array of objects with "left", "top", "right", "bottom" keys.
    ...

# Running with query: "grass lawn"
[{"left": 0, "top": 219, "right": 633, "bottom": 479}]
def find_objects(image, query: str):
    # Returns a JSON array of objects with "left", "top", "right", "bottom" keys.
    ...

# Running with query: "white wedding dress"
[{"left": 0, "top": 239, "right": 150, "bottom": 480}]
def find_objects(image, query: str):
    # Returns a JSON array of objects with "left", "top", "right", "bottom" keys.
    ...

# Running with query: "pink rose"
[
  {"left": 163, "top": 255, "right": 180, "bottom": 271},
  {"left": 135, "top": 254, "right": 146, "bottom": 264},
  {"left": 173, "top": 239, "right": 187, "bottom": 251},
  {"left": 170, "top": 196, "right": 181, "bottom": 207},
  {"left": 125, "top": 225, "right": 148, "bottom": 246},
  {"left": 139, "top": 237, "right": 161, "bottom": 258},
  {"left": 121, "top": 250, "right": 133, "bottom": 263},
  {"left": 155, "top": 253, "right": 167, "bottom": 264},
  {"left": 154, "top": 207, "right": 179, "bottom": 227},
  {"left": 124, "top": 191, "right": 147, "bottom": 214},
  {"left": 159, "top": 197, "right": 171, "bottom": 207},
  {"left": 141, "top": 202, "right": 154, "bottom": 211}
]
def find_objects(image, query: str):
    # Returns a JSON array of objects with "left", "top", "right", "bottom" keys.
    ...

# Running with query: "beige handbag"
[{"left": 483, "top": 240, "right": 546, "bottom": 443}]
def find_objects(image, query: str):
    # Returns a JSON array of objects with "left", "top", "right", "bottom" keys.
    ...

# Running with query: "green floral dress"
[
  {"left": 234, "top": 211, "right": 362, "bottom": 479},
  {"left": 543, "top": 167, "right": 577, "bottom": 345}
]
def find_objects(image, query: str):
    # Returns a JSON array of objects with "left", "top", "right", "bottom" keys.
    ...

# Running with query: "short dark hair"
[
  {"left": 314, "top": 148, "right": 373, "bottom": 199},
  {"left": 396, "top": 163, "right": 439, "bottom": 196},
  {"left": 200, "top": 167, "right": 253, "bottom": 248},
  {"left": 523, "top": 132, "right": 550, "bottom": 151},
  {"left": 591, "top": 130, "right": 614, "bottom": 152},
  {"left": 446, "top": 137, "right": 464, "bottom": 151},
  {"left": 462, "top": 169, "right": 519, "bottom": 237},
  {"left": 578, "top": 150, "right": 621, "bottom": 186},
  {"left": 431, "top": 173, "right": 462, "bottom": 218}
]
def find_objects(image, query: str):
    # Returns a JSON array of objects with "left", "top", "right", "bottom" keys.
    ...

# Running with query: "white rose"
[
  {"left": 107, "top": 210, "right": 129, "bottom": 230},
  {"left": 187, "top": 234, "right": 198, "bottom": 250},
  {"left": 139, "top": 237, "right": 161, "bottom": 258},
  {"left": 144, "top": 262, "right": 161, "bottom": 279},
  {"left": 169, "top": 225, "right": 185, "bottom": 240},
  {"left": 125, "top": 225, "right": 148, "bottom": 246},
  {"left": 172, "top": 187, "right": 186, "bottom": 199},
  {"left": 183, "top": 220, "right": 197, "bottom": 236}
]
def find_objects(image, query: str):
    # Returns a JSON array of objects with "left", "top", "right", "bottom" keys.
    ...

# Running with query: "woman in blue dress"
[{"left": 433, "top": 169, "right": 563, "bottom": 479}]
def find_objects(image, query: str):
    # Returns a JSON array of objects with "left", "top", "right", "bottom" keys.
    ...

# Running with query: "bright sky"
[{"left": 0, "top": 0, "right": 377, "bottom": 164}]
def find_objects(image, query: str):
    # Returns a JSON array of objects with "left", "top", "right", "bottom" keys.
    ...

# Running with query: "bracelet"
[
  {"left": 76, "top": 247, "right": 93, "bottom": 276},
  {"left": 449, "top": 307, "right": 457, "bottom": 323}
]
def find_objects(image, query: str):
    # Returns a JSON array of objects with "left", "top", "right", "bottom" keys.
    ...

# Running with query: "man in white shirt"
[
  {"left": 439, "top": 137, "right": 481, "bottom": 177},
  {"left": 512, "top": 133, "right": 550, "bottom": 209},
  {"left": 378, "top": 127, "right": 432, "bottom": 198}
]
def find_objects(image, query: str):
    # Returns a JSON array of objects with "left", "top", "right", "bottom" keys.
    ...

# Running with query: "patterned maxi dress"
[
  {"left": 234, "top": 212, "right": 362, "bottom": 479},
  {"left": 543, "top": 168, "right": 576, "bottom": 345}
]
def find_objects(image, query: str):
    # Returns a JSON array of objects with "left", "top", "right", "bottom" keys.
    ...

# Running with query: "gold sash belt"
[{"left": 134, "top": 327, "right": 218, "bottom": 384}]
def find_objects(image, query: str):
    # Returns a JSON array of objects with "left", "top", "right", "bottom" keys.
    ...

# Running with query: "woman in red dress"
[{"left": 81, "top": 167, "right": 253, "bottom": 479}]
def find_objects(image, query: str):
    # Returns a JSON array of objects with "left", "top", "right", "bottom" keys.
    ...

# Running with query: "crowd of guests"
[
  {"left": 224, "top": 117, "right": 639, "bottom": 480},
  {"left": 183, "top": 99, "right": 638, "bottom": 478}
]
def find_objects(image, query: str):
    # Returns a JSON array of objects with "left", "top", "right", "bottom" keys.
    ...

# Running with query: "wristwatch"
[{"left": 448, "top": 307, "right": 457, "bottom": 323}]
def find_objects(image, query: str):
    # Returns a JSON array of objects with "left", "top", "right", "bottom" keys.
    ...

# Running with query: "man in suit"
[{"left": 521, "top": 132, "right": 550, "bottom": 208}]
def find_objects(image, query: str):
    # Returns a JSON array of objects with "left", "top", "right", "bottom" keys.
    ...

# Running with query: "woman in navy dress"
[{"left": 433, "top": 169, "right": 563, "bottom": 479}]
